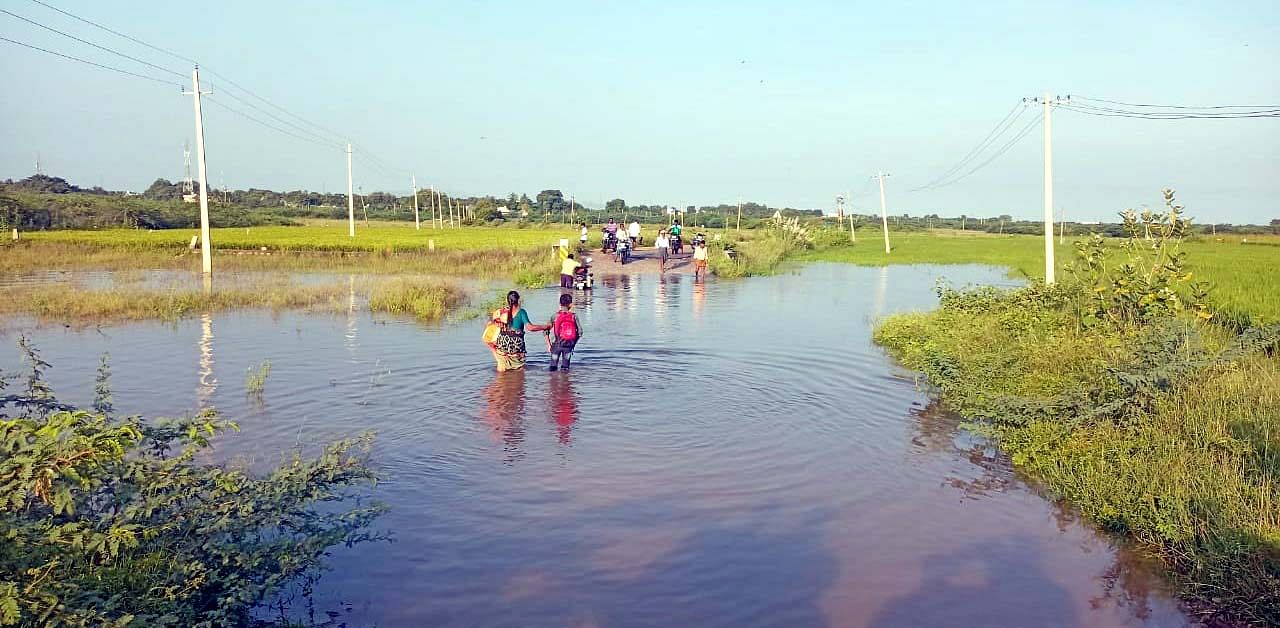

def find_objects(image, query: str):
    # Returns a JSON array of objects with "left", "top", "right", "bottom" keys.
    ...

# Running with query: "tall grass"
[
  {"left": 368, "top": 279, "right": 468, "bottom": 322},
  {"left": 1, "top": 276, "right": 468, "bottom": 325},
  {"left": 708, "top": 229, "right": 807, "bottom": 278},
  {"left": 0, "top": 240, "right": 562, "bottom": 285}
]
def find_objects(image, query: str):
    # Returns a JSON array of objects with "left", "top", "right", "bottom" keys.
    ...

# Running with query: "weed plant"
[
  {"left": 244, "top": 360, "right": 271, "bottom": 395},
  {"left": 0, "top": 340, "right": 384, "bottom": 626}
]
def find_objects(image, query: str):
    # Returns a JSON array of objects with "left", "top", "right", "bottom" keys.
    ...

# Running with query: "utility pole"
[
  {"left": 1030, "top": 91, "right": 1065, "bottom": 284},
  {"left": 220, "top": 171, "right": 227, "bottom": 204},
  {"left": 412, "top": 173, "right": 420, "bottom": 230},
  {"left": 34, "top": 153, "right": 41, "bottom": 176},
  {"left": 874, "top": 172, "right": 891, "bottom": 254},
  {"left": 429, "top": 185, "right": 437, "bottom": 229},
  {"left": 185, "top": 67, "right": 213, "bottom": 275},
  {"left": 1058, "top": 207, "right": 1065, "bottom": 245},
  {"left": 736, "top": 197, "right": 742, "bottom": 231},
  {"left": 848, "top": 189, "right": 855, "bottom": 242},
  {"left": 346, "top": 143, "right": 355, "bottom": 237}
]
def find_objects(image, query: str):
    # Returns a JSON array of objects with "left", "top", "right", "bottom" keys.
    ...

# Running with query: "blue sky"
[{"left": 1, "top": 0, "right": 1277, "bottom": 223}]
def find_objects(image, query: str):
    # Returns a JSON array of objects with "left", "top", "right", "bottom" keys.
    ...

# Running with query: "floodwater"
[{"left": 0, "top": 264, "right": 1194, "bottom": 628}]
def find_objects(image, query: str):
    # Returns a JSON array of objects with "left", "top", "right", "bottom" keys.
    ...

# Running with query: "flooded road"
[{"left": 1, "top": 263, "right": 1193, "bottom": 628}]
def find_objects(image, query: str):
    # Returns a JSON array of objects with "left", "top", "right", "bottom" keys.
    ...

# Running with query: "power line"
[
  {"left": 202, "top": 68, "right": 349, "bottom": 145},
  {"left": 352, "top": 143, "right": 405, "bottom": 176},
  {"left": 1073, "top": 95, "right": 1280, "bottom": 111},
  {"left": 911, "top": 100, "right": 1029, "bottom": 191},
  {"left": 20, "top": 0, "right": 366, "bottom": 148},
  {"left": 204, "top": 97, "right": 345, "bottom": 151},
  {"left": 0, "top": 35, "right": 178, "bottom": 87},
  {"left": 1058, "top": 102, "right": 1280, "bottom": 119},
  {"left": 1, "top": 7, "right": 187, "bottom": 79},
  {"left": 204, "top": 79, "right": 348, "bottom": 148},
  {"left": 918, "top": 112, "right": 1043, "bottom": 191},
  {"left": 25, "top": 0, "right": 199, "bottom": 66}
]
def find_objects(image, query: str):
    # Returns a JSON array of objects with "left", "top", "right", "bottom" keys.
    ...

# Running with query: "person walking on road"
[
  {"left": 655, "top": 230, "right": 671, "bottom": 272},
  {"left": 693, "top": 240, "right": 708, "bottom": 279}
]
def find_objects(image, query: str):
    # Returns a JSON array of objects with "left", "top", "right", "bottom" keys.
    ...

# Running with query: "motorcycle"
[
  {"left": 573, "top": 257, "right": 594, "bottom": 290},
  {"left": 601, "top": 230, "right": 619, "bottom": 253},
  {"left": 692, "top": 233, "right": 707, "bottom": 248},
  {"left": 614, "top": 239, "right": 631, "bottom": 265},
  {"left": 670, "top": 233, "right": 683, "bottom": 255}
]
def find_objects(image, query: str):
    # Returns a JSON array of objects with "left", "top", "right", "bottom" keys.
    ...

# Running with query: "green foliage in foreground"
[
  {"left": 874, "top": 201, "right": 1280, "bottom": 625},
  {"left": 0, "top": 342, "right": 385, "bottom": 627}
]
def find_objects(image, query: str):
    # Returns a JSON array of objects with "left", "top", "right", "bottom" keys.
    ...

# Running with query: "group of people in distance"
[
  {"left": 595, "top": 218, "right": 708, "bottom": 276},
  {"left": 484, "top": 217, "right": 712, "bottom": 372}
]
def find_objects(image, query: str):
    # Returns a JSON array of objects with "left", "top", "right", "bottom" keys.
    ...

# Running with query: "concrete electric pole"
[
  {"left": 346, "top": 143, "right": 355, "bottom": 237},
  {"left": 185, "top": 67, "right": 213, "bottom": 275},
  {"left": 412, "top": 173, "right": 420, "bottom": 230},
  {"left": 874, "top": 172, "right": 891, "bottom": 254}
]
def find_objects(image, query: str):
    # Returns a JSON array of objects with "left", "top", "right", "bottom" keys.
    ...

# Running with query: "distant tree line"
[{"left": 1, "top": 174, "right": 1275, "bottom": 234}]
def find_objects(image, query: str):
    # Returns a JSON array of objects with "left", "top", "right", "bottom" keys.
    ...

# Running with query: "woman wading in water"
[{"left": 486, "top": 290, "right": 550, "bottom": 371}]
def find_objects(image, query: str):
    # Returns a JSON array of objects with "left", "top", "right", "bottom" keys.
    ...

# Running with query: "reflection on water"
[
  {"left": 482, "top": 370, "right": 527, "bottom": 460},
  {"left": 0, "top": 263, "right": 1189, "bottom": 628},
  {"left": 344, "top": 274, "right": 358, "bottom": 357},
  {"left": 873, "top": 264, "right": 889, "bottom": 319},
  {"left": 692, "top": 277, "right": 706, "bottom": 321},
  {"left": 547, "top": 372, "right": 578, "bottom": 445},
  {"left": 197, "top": 313, "right": 216, "bottom": 409}
]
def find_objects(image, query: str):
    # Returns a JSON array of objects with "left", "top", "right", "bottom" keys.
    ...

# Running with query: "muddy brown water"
[{"left": 1, "top": 263, "right": 1194, "bottom": 628}]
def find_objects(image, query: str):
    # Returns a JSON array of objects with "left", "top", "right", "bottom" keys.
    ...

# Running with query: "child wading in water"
[{"left": 544, "top": 293, "right": 583, "bottom": 371}]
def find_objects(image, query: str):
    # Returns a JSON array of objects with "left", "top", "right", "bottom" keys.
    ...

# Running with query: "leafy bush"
[{"left": 0, "top": 340, "right": 385, "bottom": 627}]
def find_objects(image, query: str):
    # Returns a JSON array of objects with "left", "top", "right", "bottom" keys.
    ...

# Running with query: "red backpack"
[{"left": 554, "top": 311, "right": 578, "bottom": 341}]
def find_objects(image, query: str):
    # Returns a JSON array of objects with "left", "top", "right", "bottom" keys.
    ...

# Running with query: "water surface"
[{"left": 1, "top": 264, "right": 1192, "bottom": 628}]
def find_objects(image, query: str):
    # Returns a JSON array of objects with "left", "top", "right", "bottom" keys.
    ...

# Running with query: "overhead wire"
[
  {"left": 1058, "top": 101, "right": 1279, "bottom": 119},
  {"left": 1072, "top": 95, "right": 1279, "bottom": 111},
  {"left": 918, "top": 112, "right": 1043, "bottom": 191},
  {"left": 911, "top": 100, "right": 1029, "bottom": 191},
  {"left": 204, "top": 79, "right": 349, "bottom": 148},
  {"left": 1, "top": 7, "right": 186, "bottom": 79},
  {"left": 20, "top": 0, "right": 413, "bottom": 173},
  {"left": 23, "top": 0, "right": 348, "bottom": 146},
  {"left": 25, "top": 0, "right": 198, "bottom": 66},
  {"left": 204, "top": 97, "right": 345, "bottom": 151},
  {"left": 0, "top": 35, "right": 179, "bottom": 87}
]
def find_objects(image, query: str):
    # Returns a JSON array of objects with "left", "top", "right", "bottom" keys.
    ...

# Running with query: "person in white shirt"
[
  {"left": 579, "top": 222, "right": 588, "bottom": 246},
  {"left": 654, "top": 230, "right": 671, "bottom": 271},
  {"left": 693, "top": 241, "right": 708, "bottom": 279},
  {"left": 628, "top": 220, "right": 641, "bottom": 245}
]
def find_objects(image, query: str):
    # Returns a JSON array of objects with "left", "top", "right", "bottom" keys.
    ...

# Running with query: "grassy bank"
[
  {"left": 706, "top": 217, "right": 811, "bottom": 277},
  {"left": 806, "top": 229, "right": 1280, "bottom": 325},
  {"left": 872, "top": 210, "right": 1279, "bottom": 624},
  {"left": 0, "top": 276, "right": 469, "bottom": 325}
]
